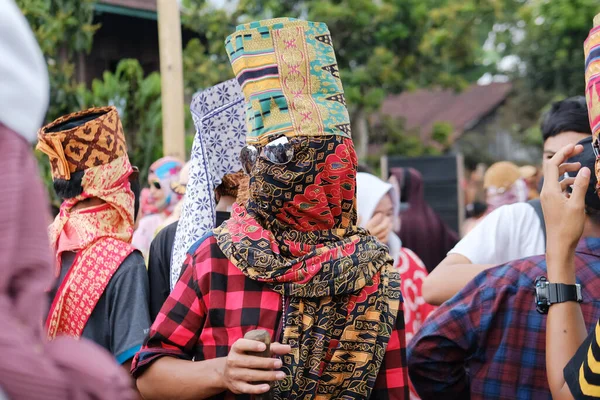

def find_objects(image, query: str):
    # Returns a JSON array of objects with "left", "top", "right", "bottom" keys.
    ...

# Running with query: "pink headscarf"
[
  {"left": 485, "top": 178, "right": 528, "bottom": 212},
  {"left": 0, "top": 125, "right": 134, "bottom": 399}
]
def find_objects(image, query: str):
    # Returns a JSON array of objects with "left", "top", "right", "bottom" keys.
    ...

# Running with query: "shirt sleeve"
[
  {"left": 407, "top": 275, "right": 485, "bottom": 399},
  {"left": 131, "top": 252, "right": 206, "bottom": 378},
  {"left": 449, "top": 203, "right": 543, "bottom": 265},
  {"left": 372, "top": 301, "right": 409, "bottom": 400},
  {"left": 107, "top": 251, "right": 152, "bottom": 364},
  {"left": 564, "top": 319, "right": 600, "bottom": 399},
  {"left": 448, "top": 206, "right": 507, "bottom": 264}
]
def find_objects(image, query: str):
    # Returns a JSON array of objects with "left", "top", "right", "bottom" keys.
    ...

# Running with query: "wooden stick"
[{"left": 244, "top": 330, "right": 274, "bottom": 400}]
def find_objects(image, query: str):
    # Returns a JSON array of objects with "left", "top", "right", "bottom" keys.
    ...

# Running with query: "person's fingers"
[
  {"left": 231, "top": 382, "right": 271, "bottom": 395},
  {"left": 560, "top": 178, "right": 576, "bottom": 192},
  {"left": 369, "top": 222, "right": 387, "bottom": 238},
  {"left": 569, "top": 167, "right": 591, "bottom": 208},
  {"left": 228, "top": 368, "right": 286, "bottom": 383},
  {"left": 367, "top": 213, "right": 384, "bottom": 227},
  {"left": 231, "top": 339, "right": 267, "bottom": 354},
  {"left": 558, "top": 162, "right": 582, "bottom": 176},
  {"left": 270, "top": 343, "right": 292, "bottom": 356},
  {"left": 228, "top": 354, "right": 282, "bottom": 370},
  {"left": 544, "top": 144, "right": 582, "bottom": 186}
]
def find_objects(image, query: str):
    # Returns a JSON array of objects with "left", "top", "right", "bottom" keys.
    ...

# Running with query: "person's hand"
[
  {"left": 221, "top": 338, "right": 291, "bottom": 395},
  {"left": 540, "top": 143, "right": 590, "bottom": 257},
  {"left": 365, "top": 213, "right": 392, "bottom": 243}
]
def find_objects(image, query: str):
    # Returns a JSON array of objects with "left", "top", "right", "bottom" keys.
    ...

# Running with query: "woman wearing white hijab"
[
  {"left": 356, "top": 172, "right": 435, "bottom": 343},
  {"left": 357, "top": 172, "right": 435, "bottom": 399}
]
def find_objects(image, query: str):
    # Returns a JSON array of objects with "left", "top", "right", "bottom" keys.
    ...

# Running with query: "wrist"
[
  {"left": 210, "top": 357, "right": 228, "bottom": 392},
  {"left": 546, "top": 252, "right": 577, "bottom": 285}
]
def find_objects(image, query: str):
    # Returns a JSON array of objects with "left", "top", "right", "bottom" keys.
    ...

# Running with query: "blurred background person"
[
  {"left": 132, "top": 156, "right": 183, "bottom": 259},
  {"left": 483, "top": 161, "right": 528, "bottom": 212},
  {"left": 0, "top": 1, "right": 134, "bottom": 397},
  {"left": 391, "top": 167, "right": 459, "bottom": 273},
  {"left": 520, "top": 165, "right": 540, "bottom": 200},
  {"left": 461, "top": 160, "right": 528, "bottom": 235},
  {"left": 357, "top": 171, "right": 435, "bottom": 400},
  {"left": 357, "top": 172, "right": 435, "bottom": 342}
]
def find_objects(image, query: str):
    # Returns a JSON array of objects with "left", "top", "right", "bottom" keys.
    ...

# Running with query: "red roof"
[
  {"left": 380, "top": 82, "right": 512, "bottom": 144},
  {"left": 99, "top": 0, "right": 157, "bottom": 11}
]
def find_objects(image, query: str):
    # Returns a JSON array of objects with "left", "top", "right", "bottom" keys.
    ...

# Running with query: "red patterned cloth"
[
  {"left": 397, "top": 248, "right": 436, "bottom": 344},
  {"left": 131, "top": 235, "right": 408, "bottom": 399}
]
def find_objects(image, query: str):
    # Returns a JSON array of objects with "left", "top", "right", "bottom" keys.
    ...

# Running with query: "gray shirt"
[{"left": 49, "top": 250, "right": 151, "bottom": 364}]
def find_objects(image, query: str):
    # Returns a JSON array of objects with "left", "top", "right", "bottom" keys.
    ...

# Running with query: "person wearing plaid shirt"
[
  {"left": 408, "top": 237, "right": 600, "bottom": 399},
  {"left": 409, "top": 137, "right": 600, "bottom": 400},
  {"left": 132, "top": 234, "right": 408, "bottom": 399},
  {"left": 133, "top": 18, "right": 408, "bottom": 400}
]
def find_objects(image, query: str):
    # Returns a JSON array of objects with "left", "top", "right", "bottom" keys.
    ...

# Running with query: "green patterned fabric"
[{"left": 225, "top": 18, "right": 351, "bottom": 145}]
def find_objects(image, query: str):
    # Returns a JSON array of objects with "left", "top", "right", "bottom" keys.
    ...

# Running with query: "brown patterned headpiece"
[{"left": 37, "top": 106, "right": 128, "bottom": 180}]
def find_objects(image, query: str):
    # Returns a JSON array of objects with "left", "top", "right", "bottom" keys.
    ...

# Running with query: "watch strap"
[{"left": 547, "top": 283, "right": 582, "bottom": 304}]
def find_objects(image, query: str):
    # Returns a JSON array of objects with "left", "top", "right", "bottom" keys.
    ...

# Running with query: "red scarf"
[{"left": 46, "top": 156, "right": 135, "bottom": 339}]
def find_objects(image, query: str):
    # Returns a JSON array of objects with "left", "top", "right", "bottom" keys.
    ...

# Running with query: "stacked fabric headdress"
[
  {"left": 585, "top": 14, "right": 600, "bottom": 184},
  {"left": 37, "top": 106, "right": 129, "bottom": 181},
  {"left": 170, "top": 79, "right": 247, "bottom": 288},
  {"left": 225, "top": 18, "right": 351, "bottom": 145}
]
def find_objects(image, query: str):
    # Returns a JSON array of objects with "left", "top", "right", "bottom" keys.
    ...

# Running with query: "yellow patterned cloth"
[
  {"left": 37, "top": 106, "right": 128, "bottom": 180},
  {"left": 225, "top": 18, "right": 351, "bottom": 145}
]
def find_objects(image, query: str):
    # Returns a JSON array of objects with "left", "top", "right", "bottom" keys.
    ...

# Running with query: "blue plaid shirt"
[{"left": 408, "top": 238, "right": 600, "bottom": 400}]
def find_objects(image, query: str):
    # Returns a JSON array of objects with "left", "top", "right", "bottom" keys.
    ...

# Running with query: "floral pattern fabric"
[{"left": 170, "top": 79, "right": 247, "bottom": 289}]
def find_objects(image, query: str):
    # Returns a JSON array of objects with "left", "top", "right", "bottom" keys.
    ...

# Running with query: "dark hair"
[
  {"left": 130, "top": 179, "right": 141, "bottom": 222},
  {"left": 541, "top": 96, "right": 592, "bottom": 142},
  {"left": 53, "top": 170, "right": 85, "bottom": 200}
]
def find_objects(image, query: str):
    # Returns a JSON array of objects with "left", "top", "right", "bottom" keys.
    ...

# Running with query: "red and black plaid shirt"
[{"left": 132, "top": 234, "right": 408, "bottom": 399}]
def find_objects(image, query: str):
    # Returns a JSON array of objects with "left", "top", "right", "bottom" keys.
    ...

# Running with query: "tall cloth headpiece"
[
  {"left": 170, "top": 79, "right": 247, "bottom": 288},
  {"left": 216, "top": 18, "right": 403, "bottom": 399},
  {"left": 225, "top": 18, "right": 351, "bottom": 146},
  {"left": 585, "top": 14, "right": 600, "bottom": 183},
  {"left": 36, "top": 106, "right": 136, "bottom": 339}
]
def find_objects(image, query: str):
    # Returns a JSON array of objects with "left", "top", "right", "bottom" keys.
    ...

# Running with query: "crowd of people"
[{"left": 2, "top": 1, "right": 600, "bottom": 399}]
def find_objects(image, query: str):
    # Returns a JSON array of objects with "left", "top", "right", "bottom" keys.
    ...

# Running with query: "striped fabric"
[
  {"left": 585, "top": 14, "right": 600, "bottom": 141},
  {"left": 224, "top": 18, "right": 351, "bottom": 145}
]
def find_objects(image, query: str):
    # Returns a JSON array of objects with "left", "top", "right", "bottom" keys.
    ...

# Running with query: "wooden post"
[{"left": 157, "top": 0, "right": 186, "bottom": 160}]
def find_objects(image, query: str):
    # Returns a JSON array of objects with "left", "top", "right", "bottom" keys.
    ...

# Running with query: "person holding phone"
[{"left": 542, "top": 13, "right": 600, "bottom": 400}]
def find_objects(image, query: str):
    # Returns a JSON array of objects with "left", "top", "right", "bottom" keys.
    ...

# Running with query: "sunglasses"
[
  {"left": 240, "top": 136, "right": 296, "bottom": 174},
  {"left": 150, "top": 180, "right": 162, "bottom": 190}
]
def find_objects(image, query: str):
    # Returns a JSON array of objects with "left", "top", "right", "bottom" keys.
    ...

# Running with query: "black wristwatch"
[{"left": 535, "top": 276, "right": 582, "bottom": 314}]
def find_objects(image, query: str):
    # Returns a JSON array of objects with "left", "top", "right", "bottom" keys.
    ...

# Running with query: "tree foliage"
[
  {"left": 496, "top": 0, "right": 598, "bottom": 96},
  {"left": 79, "top": 59, "right": 163, "bottom": 184},
  {"left": 16, "top": 0, "right": 98, "bottom": 120},
  {"left": 180, "top": 0, "right": 507, "bottom": 159}
]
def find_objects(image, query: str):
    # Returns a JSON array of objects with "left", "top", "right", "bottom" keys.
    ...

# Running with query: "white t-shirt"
[{"left": 449, "top": 202, "right": 545, "bottom": 265}]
